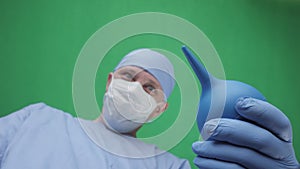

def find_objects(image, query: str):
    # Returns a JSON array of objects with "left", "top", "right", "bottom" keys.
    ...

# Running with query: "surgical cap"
[{"left": 114, "top": 49, "right": 175, "bottom": 99}]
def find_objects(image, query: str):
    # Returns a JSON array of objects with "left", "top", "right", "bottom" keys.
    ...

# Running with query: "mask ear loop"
[
  {"left": 146, "top": 102, "right": 166, "bottom": 123},
  {"left": 146, "top": 89, "right": 167, "bottom": 123}
]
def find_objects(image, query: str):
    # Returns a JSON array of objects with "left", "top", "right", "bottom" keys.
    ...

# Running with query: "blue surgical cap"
[{"left": 114, "top": 49, "right": 175, "bottom": 99}]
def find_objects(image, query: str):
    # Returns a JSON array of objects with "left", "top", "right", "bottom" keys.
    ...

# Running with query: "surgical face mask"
[{"left": 102, "top": 75, "right": 164, "bottom": 133}]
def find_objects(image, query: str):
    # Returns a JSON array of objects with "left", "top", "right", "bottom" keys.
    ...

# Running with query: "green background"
[{"left": 1, "top": 0, "right": 299, "bottom": 168}]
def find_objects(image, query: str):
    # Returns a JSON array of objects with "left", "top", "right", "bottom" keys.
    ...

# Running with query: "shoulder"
[
  {"left": 2, "top": 102, "right": 75, "bottom": 124},
  {"left": 0, "top": 102, "right": 48, "bottom": 122},
  {"left": 25, "top": 102, "right": 73, "bottom": 117}
]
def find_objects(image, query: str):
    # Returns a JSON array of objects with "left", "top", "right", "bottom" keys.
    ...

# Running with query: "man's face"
[
  {"left": 113, "top": 66, "right": 166, "bottom": 104},
  {"left": 100, "top": 66, "right": 168, "bottom": 137}
]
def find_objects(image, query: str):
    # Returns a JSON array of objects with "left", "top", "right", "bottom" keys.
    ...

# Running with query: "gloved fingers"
[
  {"left": 192, "top": 141, "right": 279, "bottom": 169},
  {"left": 202, "top": 118, "right": 291, "bottom": 160},
  {"left": 235, "top": 97, "right": 292, "bottom": 142},
  {"left": 193, "top": 156, "right": 246, "bottom": 169}
]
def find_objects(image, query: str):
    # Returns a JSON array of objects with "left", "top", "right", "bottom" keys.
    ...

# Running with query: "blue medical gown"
[{"left": 0, "top": 103, "right": 191, "bottom": 169}]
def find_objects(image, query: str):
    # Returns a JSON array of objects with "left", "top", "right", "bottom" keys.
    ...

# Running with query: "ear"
[
  {"left": 105, "top": 73, "right": 113, "bottom": 92},
  {"left": 148, "top": 102, "right": 169, "bottom": 120},
  {"left": 161, "top": 102, "right": 168, "bottom": 112}
]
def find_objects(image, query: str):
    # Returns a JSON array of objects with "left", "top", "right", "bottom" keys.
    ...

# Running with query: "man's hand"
[{"left": 192, "top": 97, "right": 300, "bottom": 169}]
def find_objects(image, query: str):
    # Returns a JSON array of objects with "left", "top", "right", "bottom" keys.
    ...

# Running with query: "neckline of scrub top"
[{"left": 77, "top": 118, "right": 166, "bottom": 159}]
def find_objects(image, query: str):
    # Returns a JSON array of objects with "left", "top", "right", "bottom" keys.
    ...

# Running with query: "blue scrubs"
[{"left": 0, "top": 103, "right": 191, "bottom": 169}]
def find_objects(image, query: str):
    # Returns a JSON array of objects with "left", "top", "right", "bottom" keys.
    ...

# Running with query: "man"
[{"left": 0, "top": 48, "right": 299, "bottom": 169}]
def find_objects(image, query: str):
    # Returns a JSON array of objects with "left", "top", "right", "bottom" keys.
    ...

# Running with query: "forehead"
[{"left": 115, "top": 66, "right": 162, "bottom": 88}]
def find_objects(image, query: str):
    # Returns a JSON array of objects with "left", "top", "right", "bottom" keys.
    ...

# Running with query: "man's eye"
[
  {"left": 144, "top": 86, "right": 165, "bottom": 102},
  {"left": 144, "top": 85, "right": 155, "bottom": 93},
  {"left": 125, "top": 73, "right": 132, "bottom": 79},
  {"left": 121, "top": 72, "right": 133, "bottom": 80}
]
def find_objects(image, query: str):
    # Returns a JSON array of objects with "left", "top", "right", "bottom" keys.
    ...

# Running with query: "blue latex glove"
[{"left": 192, "top": 97, "right": 300, "bottom": 169}]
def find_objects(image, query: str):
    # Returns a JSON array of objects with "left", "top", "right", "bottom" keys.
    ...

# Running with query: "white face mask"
[{"left": 102, "top": 75, "right": 163, "bottom": 133}]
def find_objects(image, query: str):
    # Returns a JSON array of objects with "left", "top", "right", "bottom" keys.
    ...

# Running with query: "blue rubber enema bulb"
[{"left": 181, "top": 46, "right": 266, "bottom": 132}]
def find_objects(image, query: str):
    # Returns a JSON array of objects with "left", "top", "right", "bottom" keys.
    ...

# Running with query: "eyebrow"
[
  {"left": 116, "top": 69, "right": 138, "bottom": 78},
  {"left": 144, "top": 78, "right": 160, "bottom": 88},
  {"left": 142, "top": 71, "right": 160, "bottom": 88},
  {"left": 119, "top": 67, "right": 161, "bottom": 88},
  {"left": 119, "top": 68, "right": 136, "bottom": 74}
]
